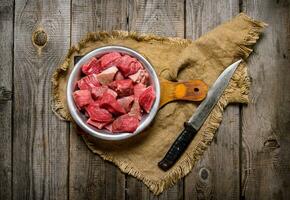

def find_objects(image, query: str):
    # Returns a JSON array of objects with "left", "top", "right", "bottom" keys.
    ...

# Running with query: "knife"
[{"left": 158, "top": 59, "right": 242, "bottom": 171}]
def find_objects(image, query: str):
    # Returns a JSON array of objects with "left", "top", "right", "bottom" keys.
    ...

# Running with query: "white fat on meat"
[
  {"left": 128, "top": 69, "right": 149, "bottom": 84},
  {"left": 96, "top": 66, "right": 118, "bottom": 85}
]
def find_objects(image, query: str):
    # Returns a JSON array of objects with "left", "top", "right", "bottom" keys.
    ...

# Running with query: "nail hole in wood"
[
  {"left": 32, "top": 29, "right": 48, "bottom": 47},
  {"left": 194, "top": 88, "right": 199, "bottom": 92}
]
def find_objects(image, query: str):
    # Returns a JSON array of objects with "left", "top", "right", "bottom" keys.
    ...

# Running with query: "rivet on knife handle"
[{"left": 158, "top": 122, "right": 197, "bottom": 171}]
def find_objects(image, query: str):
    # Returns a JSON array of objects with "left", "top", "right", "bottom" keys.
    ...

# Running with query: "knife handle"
[{"left": 158, "top": 122, "right": 197, "bottom": 171}]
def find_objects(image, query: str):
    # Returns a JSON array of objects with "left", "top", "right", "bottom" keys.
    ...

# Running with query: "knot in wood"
[
  {"left": 264, "top": 138, "right": 280, "bottom": 149},
  {"left": 32, "top": 29, "right": 47, "bottom": 47},
  {"left": 199, "top": 167, "right": 209, "bottom": 181},
  {"left": 0, "top": 86, "right": 12, "bottom": 103}
]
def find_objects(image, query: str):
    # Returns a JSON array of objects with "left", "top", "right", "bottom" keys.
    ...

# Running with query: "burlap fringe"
[{"left": 52, "top": 13, "right": 266, "bottom": 195}]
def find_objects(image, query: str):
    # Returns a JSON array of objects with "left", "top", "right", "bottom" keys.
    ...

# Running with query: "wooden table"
[{"left": 1, "top": 0, "right": 289, "bottom": 199}]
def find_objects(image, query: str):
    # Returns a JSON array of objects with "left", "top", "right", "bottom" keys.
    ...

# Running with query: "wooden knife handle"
[
  {"left": 158, "top": 122, "right": 197, "bottom": 171},
  {"left": 159, "top": 79, "right": 208, "bottom": 108}
]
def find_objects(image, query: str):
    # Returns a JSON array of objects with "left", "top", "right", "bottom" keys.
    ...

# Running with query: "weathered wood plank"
[
  {"left": 128, "top": 0, "right": 184, "bottom": 37},
  {"left": 13, "top": 0, "right": 70, "bottom": 199},
  {"left": 241, "top": 1, "right": 290, "bottom": 199},
  {"left": 126, "top": 0, "right": 185, "bottom": 199},
  {"left": 184, "top": 1, "right": 241, "bottom": 199},
  {"left": 69, "top": 0, "right": 127, "bottom": 199},
  {"left": 0, "top": 0, "right": 13, "bottom": 199},
  {"left": 184, "top": 107, "right": 240, "bottom": 200}
]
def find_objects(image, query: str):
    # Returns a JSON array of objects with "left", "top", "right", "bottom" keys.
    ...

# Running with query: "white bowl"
[{"left": 67, "top": 46, "right": 160, "bottom": 140}]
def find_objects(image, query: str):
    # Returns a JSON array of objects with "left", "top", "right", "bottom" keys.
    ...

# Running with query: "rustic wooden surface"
[{"left": 0, "top": 0, "right": 289, "bottom": 199}]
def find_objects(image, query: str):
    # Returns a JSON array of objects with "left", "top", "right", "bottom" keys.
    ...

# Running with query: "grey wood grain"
[
  {"left": 126, "top": 0, "right": 185, "bottom": 199},
  {"left": 184, "top": 1, "right": 241, "bottom": 199},
  {"left": 0, "top": 0, "right": 13, "bottom": 199},
  {"left": 69, "top": 0, "right": 127, "bottom": 199},
  {"left": 2, "top": 1, "right": 289, "bottom": 199},
  {"left": 13, "top": 0, "right": 70, "bottom": 199},
  {"left": 128, "top": 0, "right": 184, "bottom": 38},
  {"left": 241, "top": 1, "right": 290, "bottom": 199}
]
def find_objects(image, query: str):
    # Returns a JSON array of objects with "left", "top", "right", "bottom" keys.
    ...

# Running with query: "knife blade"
[{"left": 158, "top": 59, "right": 242, "bottom": 171}]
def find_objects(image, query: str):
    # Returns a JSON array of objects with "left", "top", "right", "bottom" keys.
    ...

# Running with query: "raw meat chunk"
[
  {"left": 107, "top": 88, "right": 118, "bottom": 98},
  {"left": 99, "top": 92, "right": 126, "bottom": 115},
  {"left": 91, "top": 86, "right": 117, "bottom": 99},
  {"left": 129, "top": 69, "right": 150, "bottom": 85},
  {"left": 104, "top": 123, "right": 113, "bottom": 132},
  {"left": 91, "top": 86, "right": 108, "bottom": 99},
  {"left": 113, "top": 55, "right": 141, "bottom": 77},
  {"left": 86, "top": 102, "right": 112, "bottom": 122},
  {"left": 87, "top": 118, "right": 109, "bottom": 129},
  {"left": 82, "top": 53, "right": 121, "bottom": 75},
  {"left": 112, "top": 114, "right": 139, "bottom": 133},
  {"left": 73, "top": 90, "right": 93, "bottom": 109},
  {"left": 96, "top": 66, "right": 118, "bottom": 85},
  {"left": 75, "top": 51, "right": 156, "bottom": 133},
  {"left": 140, "top": 72, "right": 149, "bottom": 85},
  {"left": 109, "top": 79, "right": 133, "bottom": 97},
  {"left": 77, "top": 74, "right": 100, "bottom": 90},
  {"left": 128, "top": 99, "right": 142, "bottom": 120},
  {"left": 115, "top": 71, "right": 124, "bottom": 80},
  {"left": 85, "top": 101, "right": 99, "bottom": 117},
  {"left": 82, "top": 57, "right": 100, "bottom": 75},
  {"left": 133, "top": 83, "right": 146, "bottom": 98},
  {"left": 98, "top": 52, "right": 121, "bottom": 69},
  {"left": 139, "top": 86, "right": 156, "bottom": 113},
  {"left": 117, "top": 95, "right": 134, "bottom": 112},
  {"left": 128, "top": 69, "right": 141, "bottom": 82},
  {"left": 127, "top": 61, "right": 143, "bottom": 77},
  {"left": 85, "top": 101, "right": 100, "bottom": 110}
]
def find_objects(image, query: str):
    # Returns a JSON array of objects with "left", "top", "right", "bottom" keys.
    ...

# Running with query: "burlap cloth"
[{"left": 52, "top": 13, "right": 266, "bottom": 195}]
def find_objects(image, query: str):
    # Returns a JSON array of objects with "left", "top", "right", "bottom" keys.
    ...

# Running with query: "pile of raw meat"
[{"left": 73, "top": 52, "right": 156, "bottom": 133}]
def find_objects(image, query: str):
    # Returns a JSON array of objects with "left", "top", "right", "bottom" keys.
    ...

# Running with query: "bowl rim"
[{"left": 66, "top": 45, "right": 160, "bottom": 141}]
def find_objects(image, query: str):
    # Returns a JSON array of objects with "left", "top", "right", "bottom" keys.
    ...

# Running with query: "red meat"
[
  {"left": 117, "top": 95, "right": 134, "bottom": 112},
  {"left": 99, "top": 92, "right": 126, "bottom": 115},
  {"left": 113, "top": 55, "right": 141, "bottom": 77},
  {"left": 76, "top": 51, "right": 156, "bottom": 133},
  {"left": 139, "top": 86, "right": 156, "bottom": 113},
  {"left": 127, "top": 61, "right": 143, "bottom": 77},
  {"left": 112, "top": 114, "right": 139, "bottom": 133},
  {"left": 73, "top": 90, "right": 93, "bottom": 109},
  {"left": 85, "top": 101, "right": 100, "bottom": 110},
  {"left": 82, "top": 53, "right": 121, "bottom": 75},
  {"left": 91, "top": 86, "right": 117, "bottom": 99},
  {"left": 115, "top": 71, "right": 124, "bottom": 81},
  {"left": 85, "top": 101, "right": 112, "bottom": 123},
  {"left": 128, "top": 69, "right": 141, "bottom": 82},
  {"left": 77, "top": 74, "right": 100, "bottom": 90},
  {"left": 128, "top": 99, "right": 142, "bottom": 120},
  {"left": 129, "top": 68, "right": 150, "bottom": 85},
  {"left": 109, "top": 79, "right": 133, "bottom": 97},
  {"left": 96, "top": 66, "right": 118, "bottom": 85},
  {"left": 82, "top": 57, "right": 100, "bottom": 75},
  {"left": 133, "top": 83, "right": 146, "bottom": 98},
  {"left": 85, "top": 101, "right": 99, "bottom": 117},
  {"left": 87, "top": 118, "right": 109, "bottom": 129},
  {"left": 98, "top": 52, "right": 121, "bottom": 69},
  {"left": 104, "top": 123, "right": 113, "bottom": 132},
  {"left": 107, "top": 88, "right": 118, "bottom": 98}
]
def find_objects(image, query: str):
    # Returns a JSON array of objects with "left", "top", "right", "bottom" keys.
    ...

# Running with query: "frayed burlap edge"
[{"left": 51, "top": 13, "right": 266, "bottom": 195}]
